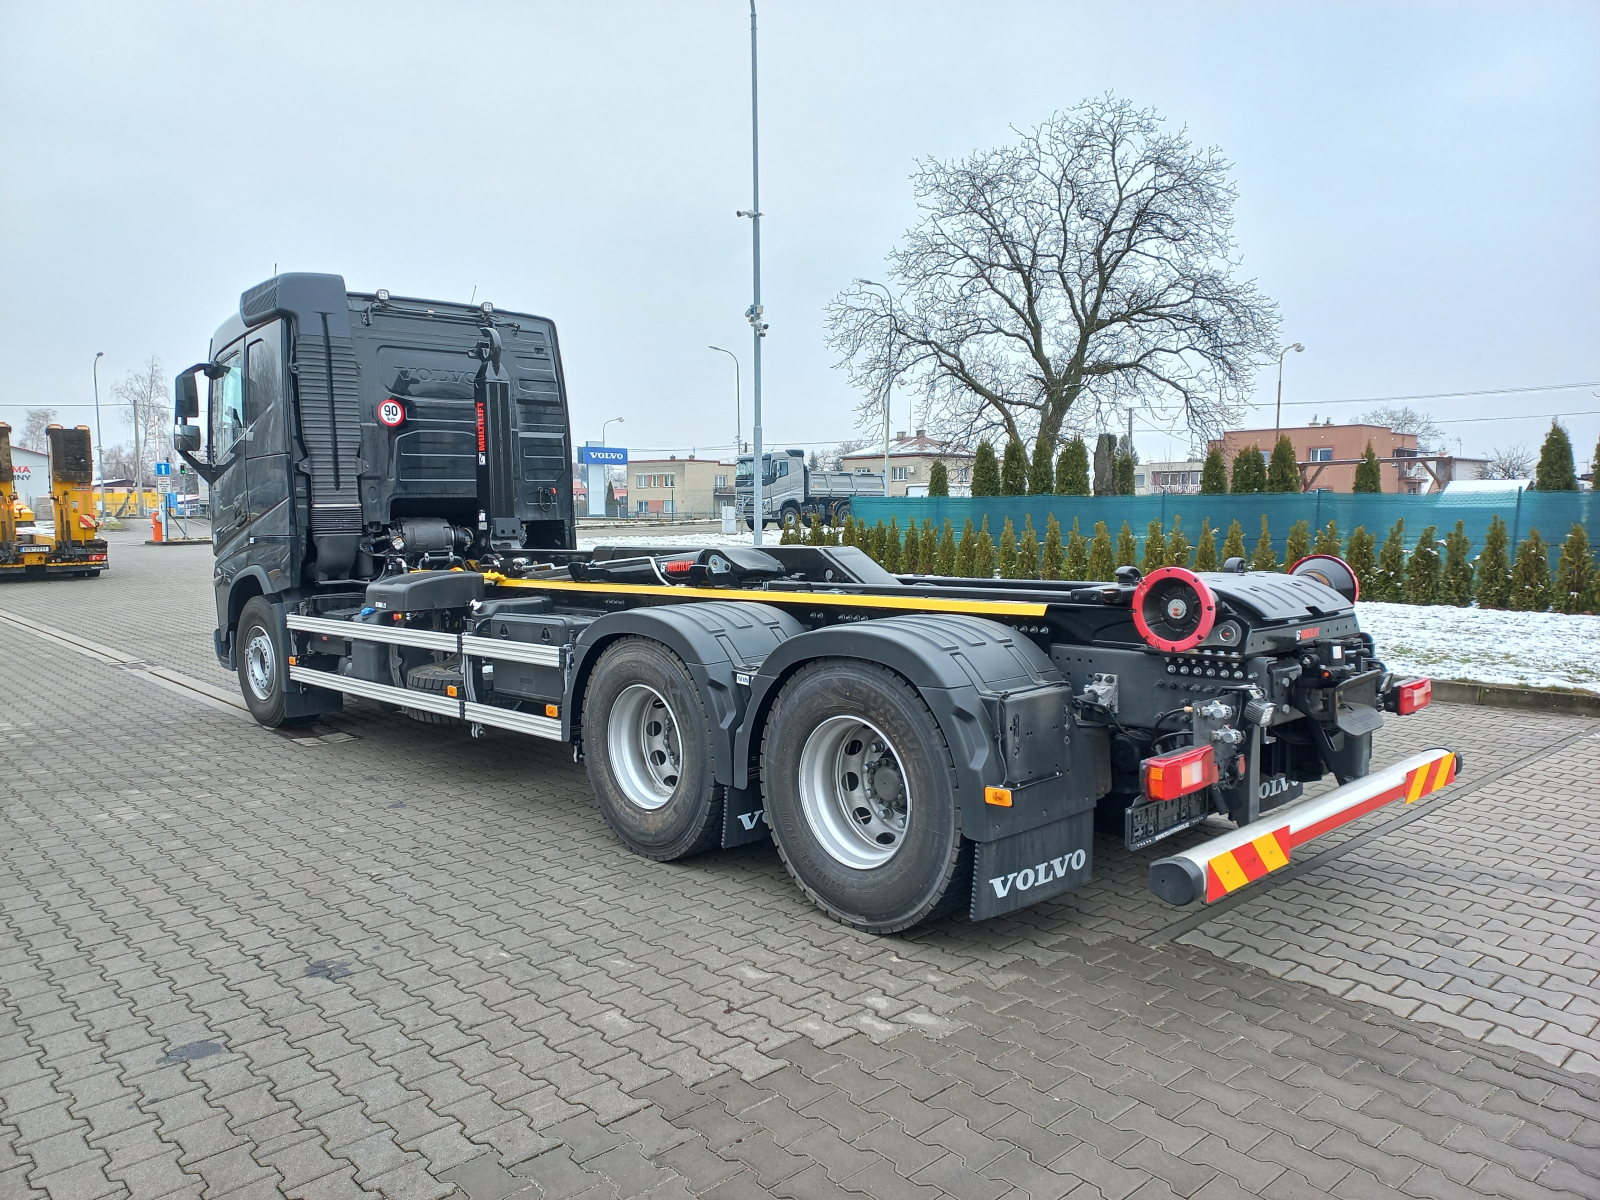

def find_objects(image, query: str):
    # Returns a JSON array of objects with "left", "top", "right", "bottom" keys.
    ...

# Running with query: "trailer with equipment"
[
  {"left": 178, "top": 274, "right": 1452, "bottom": 933},
  {"left": 0, "top": 423, "right": 109, "bottom": 579}
]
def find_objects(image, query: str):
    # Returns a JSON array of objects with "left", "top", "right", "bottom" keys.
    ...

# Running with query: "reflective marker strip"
[
  {"left": 1158, "top": 747, "right": 1458, "bottom": 905},
  {"left": 1407, "top": 754, "right": 1454, "bottom": 803},
  {"left": 1205, "top": 827, "right": 1291, "bottom": 902},
  {"left": 1253, "top": 830, "right": 1290, "bottom": 871}
]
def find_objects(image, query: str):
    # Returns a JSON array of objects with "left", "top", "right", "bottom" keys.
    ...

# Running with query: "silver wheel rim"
[
  {"left": 798, "top": 716, "right": 911, "bottom": 870},
  {"left": 244, "top": 628, "right": 275, "bottom": 701},
  {"left": 607, "top": 684, "right": 682, "bottom": 810}
]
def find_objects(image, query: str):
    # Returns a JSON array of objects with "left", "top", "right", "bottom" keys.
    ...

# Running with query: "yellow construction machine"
[{"left": 0, "top": 423, "right": 109, "bottom": 579}]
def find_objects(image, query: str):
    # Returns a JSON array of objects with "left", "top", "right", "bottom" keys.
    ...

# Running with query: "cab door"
[
  {"left": 208, "top": 342, "right": 248, "bottom": 559},
  {"left": 243, "top": 322, "right": 292, "bottom": 586}
]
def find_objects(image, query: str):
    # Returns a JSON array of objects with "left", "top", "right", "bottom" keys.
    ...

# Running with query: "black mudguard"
[
  {"left": 738, "top": 616, "right": 1102, "bottom": 819},
  {"left": 567, "top": 602, "right": 804, "bottom": 813},
  {"left": 266, "top": 598, "right": 343, "bottom": 721}
]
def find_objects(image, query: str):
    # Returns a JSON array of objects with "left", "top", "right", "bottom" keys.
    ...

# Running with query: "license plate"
[{"left": 1126, "top": 791, "right": 1212, "bottom": 850}]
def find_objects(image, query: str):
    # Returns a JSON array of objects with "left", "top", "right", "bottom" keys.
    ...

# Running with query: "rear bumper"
[{"left": 1150, "top": 747, "right": 1458, "bottom": 905}]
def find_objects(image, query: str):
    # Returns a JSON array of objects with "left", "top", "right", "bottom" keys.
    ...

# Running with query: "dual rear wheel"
[
  {"left": 583, "top": 640, "right": 968, "bottom": 933},
  {"left": 582, "top": 639, "right": 724, "bottom": 862},
  {"left": 762, "top": 660, "right": 967, "bottom": 933}
]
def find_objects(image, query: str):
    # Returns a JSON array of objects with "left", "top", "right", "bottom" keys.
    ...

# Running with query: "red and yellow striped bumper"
[{"left": 1150, "top": 747, "right": 1458, "bottom": 906}]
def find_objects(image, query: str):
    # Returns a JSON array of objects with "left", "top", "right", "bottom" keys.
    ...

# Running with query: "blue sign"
[
  {"left": 154, "top": 461, "right": 172, "bottom": 476},
  {"left": 581, "top": 446, "right": 628, "bottom": 465}
]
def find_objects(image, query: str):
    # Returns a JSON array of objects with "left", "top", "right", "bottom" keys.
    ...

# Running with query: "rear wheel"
[
  {"left": 583, "top": 638, "right": 723, "bottom": 861},
  {"left": 762, "top": 660, "right": 969, "bottom": 933}
]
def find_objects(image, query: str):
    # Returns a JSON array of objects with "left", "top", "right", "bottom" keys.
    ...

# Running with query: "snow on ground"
[
  {"left": 569, "top": 535, "right": 1600, "bottom": 694},
  {"left": 1357, "top": 601, "right": 1600, "bottom": 694}
]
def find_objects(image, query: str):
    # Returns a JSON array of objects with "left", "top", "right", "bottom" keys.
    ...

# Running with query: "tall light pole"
[
  {"left": 593, "top": 417, "right": 623, "bottom": 517},
  {"left": 708, "top": 346, "right": 741, "bottom": 453},
  {"left": 1274, "top": 342, "right": 1304, "bottom": 437},
  {"left": 855, "top": 279, "right": 898, "bottom": 490},
  {"left": 92, "top": 352, "right": 106, "bottom": 520},
  {"left": 736, "top": 0, "right": 767, "bottom": 544}
]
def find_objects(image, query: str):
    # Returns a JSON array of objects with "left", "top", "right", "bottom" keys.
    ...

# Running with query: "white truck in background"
[{"left": 735, "top": 448, "right": 886, "bottom": 529}]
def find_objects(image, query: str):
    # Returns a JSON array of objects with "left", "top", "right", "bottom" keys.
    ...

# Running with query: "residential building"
[
  {"left": 628, "top": 456, "right": 734, "bottom": 517},
  {"left": 1134, "top": 459, "right": 1204, "bottom": 495},
  {"left": 1214, "top": 423, "right": 1426, "bottom": 493},
  {"left": 839, "top": 429, "right": 975, "bottom": 497}
]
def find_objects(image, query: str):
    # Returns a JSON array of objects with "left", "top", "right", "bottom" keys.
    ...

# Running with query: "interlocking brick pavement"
[{"left": 1, "top": 536, "right": 1598, "bottom": 1198}]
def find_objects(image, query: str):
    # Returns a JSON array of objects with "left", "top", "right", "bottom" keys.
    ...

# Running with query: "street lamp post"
[
  {"left": 595, "top": 417, "right": 623, "bottom": 517},
  {"left": 736, "top": 0, "right": 766, "bottom": 544},
  {"left": 708, "top": 346, "right": 741, "bottom": 454},
  {"left": 856, "top": 279, "right": 897, "bottom": 491},
  {"left": 92, "top": 352, "right": 106, "bottom": 521},
  {"left": 1274, "top": 342, "right": 1304, "bottom": 437}
]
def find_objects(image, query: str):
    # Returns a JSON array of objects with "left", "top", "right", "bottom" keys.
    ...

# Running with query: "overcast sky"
[{"left": 3, "top": 1, "right": 1596, "bottom": 469}]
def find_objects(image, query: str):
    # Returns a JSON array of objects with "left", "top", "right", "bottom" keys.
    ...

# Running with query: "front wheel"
[
  {"left": 236, "top": 596, "right": 306, "bottom": 728},
  {"left": 582, "top": 638, "right": 723, "bottom": 861},
  {"left": 762, "top": 660, "right": 969, "bottom": 933}
]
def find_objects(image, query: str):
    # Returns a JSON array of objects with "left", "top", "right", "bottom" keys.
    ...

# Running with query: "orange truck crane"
[{"left": 0, "top": 424, "right": 109, "bottom": 579}]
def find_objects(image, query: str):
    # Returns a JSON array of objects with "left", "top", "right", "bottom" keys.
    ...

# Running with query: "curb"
[
  {"left": 1433, "top": 679, "right": 1600, "bottom": 717},
  {"left": 143, "top": 539, "right": 210, "bottom": 546}
]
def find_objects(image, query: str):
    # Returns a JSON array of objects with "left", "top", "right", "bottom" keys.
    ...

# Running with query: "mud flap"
[
  {"left": 970, "top": 810, "right": 1093, "bottom": 920},
  {"left": 722, "top": 785, "right": 769, "bottom": 848}
]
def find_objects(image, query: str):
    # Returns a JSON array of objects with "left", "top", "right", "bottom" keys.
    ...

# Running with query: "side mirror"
[
  {"left": 174, "top": 425, "right": 201, "bottom": 453},
  {"left": 175, "top": 371, "right": 200, "bottom": 420}
]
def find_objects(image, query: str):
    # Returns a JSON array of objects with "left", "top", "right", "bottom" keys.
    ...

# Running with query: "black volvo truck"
[{"left": 176, "top": 273, "right": 1451, "bottom": 933}]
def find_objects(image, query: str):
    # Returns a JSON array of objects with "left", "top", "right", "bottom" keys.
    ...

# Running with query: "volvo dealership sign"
[{"left": 581, "top": 446, "right": 627, "bottom": 465}]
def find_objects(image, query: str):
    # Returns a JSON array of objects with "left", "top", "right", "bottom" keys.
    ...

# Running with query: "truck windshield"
[{"left": 736, "top": 458, "right": 753, "bottom": 483}]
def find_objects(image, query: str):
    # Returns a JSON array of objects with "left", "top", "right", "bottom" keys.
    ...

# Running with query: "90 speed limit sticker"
[{"left": 377, "top": 398, "right": 406, "bottom": 427}]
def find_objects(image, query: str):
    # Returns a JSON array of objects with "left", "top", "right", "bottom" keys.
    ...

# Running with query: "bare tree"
[
  {"left": 1358, "top": 404, "right": 1445, "bottom": 450},
  {"left": 826, "top": 96, "right": 1279, "bottom": 457},
  {"left": 100, "top": 443, "right": 138, "bottom": 481},
  {"left": 1485, "top": 444, "right": 1534, "bottom": 480},
  {"left": 814, "top": 438, "right": 873, "bottom": 471},
  {"left": 21, "top": 408, "right": 58, "bottom": 451},
  {"left": 111, "top": 356, "right": 170, "bottom": 513}
]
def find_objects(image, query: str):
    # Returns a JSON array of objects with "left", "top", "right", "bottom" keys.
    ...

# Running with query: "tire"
[
  {"left": 237, "top": 596, "right": 309, "bottom": 728},
  {"left": 832, "top": 501, "right": 851, "bottom": 526},
  {"left": 761, "top": 659, "right": 970, "bottom": 933},
  {"left": 780, "top": 503, "right": 801, "bottom": 530},
  {"left": 402, "top": 659, "right": 463, "bottom": 725},
  {"left": 582, "top": 637, "right": 723, "bottom": 861}
]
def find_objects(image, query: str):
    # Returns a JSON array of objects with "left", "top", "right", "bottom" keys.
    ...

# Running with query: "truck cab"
[{"left": 173, "top": 273, "right": 575, "bottom": 675}]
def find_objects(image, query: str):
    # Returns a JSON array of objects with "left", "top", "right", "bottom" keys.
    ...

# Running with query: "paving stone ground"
[{"left": 1, "top": 531, "right": 1597, "bottom": 1199}]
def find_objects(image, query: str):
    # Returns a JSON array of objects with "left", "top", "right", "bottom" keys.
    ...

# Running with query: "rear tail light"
[
  {"left": 1397, "top": 678, "right": 1431, "bottom": 715},
  {"left": 1144, "top": 745, "right": 1218, "bottom": 802}
]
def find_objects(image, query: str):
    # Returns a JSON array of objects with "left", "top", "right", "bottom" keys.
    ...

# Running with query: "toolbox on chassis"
[{"left": 179, "top": 276, "right": 1452, "bottom": 934}]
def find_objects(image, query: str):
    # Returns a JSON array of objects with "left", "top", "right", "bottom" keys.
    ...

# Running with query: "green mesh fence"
[{"left": 852, "top": 490, "right": 1598, "bottom": 562}]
